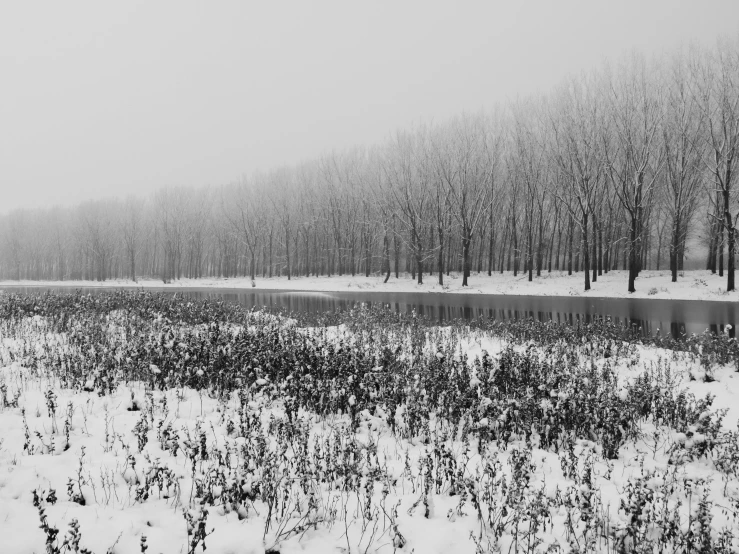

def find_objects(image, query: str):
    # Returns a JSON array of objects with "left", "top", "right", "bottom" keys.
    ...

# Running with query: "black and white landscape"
[{"left": 1, "top": 2, "right": 739, "bottom": 553}]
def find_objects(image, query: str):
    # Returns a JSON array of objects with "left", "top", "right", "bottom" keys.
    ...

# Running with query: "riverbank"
[{"left": 1, "top": 269, "right": 737, "bottom": 302}]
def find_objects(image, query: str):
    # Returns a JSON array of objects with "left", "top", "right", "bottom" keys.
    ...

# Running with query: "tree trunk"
[
  {"left": 583, "top": 212, "right": 591, "bottom": 291},
  {"left": 499, "top": 219, "right": 508, "bottom": 274},
  {"left": 719, "top": 225, "right": 725, "bottom": 277},
  {"left": 725, "top": 185, "right": 735, "bottom": 292},
  {"left": 285, "top": 227, "right": 291, "bottom": 280},
  {"left": 269, "top": 231, "right": 274, "bottom": 278},
  {"left": 251, "top": 247, "right": 256, "bottom": 281},
  {"left": 628, "top": 213, "right": 637, "bottom": 293},
  {"left": 130, "top": 250, "right": 136, "bottom": 283},
  {"left": 392, "top": 215, "right": 399, "bottom": 279},
  {"left": 438, "top": 222, "right": 444, "bottom": 286},
  {"left": 591, "top": 212, "right": 597, "bottom": 284},
  {"left": 527, "top": 222, "right": 533, "bottom": 282},
  {"left": 383, "top": 233, "right": 391, "bottom": 283},
  {"left": 461, "top": 230, "right": 471, "bottom": 287},
  {"left": 305, "top": 232, "right": 310, "bottom": 278},
  {"left": 707, "top": 226, "right": 716, "bottom": 272},
  {"left": 536, "top": 210, "right": 544, "bottom": 278},
  {"left": 476, "top": 225, "right": 485, "bottom": 273},
  {"left": 554, "top": 220, "right": 562, "bottom": 272},
  {"left": 350, "top": 237, "right": 355, "bottom": 277},
  {"left": 488, "top": 210, "right": 494, "bottom": 276},
  {"left": 413, "top": 226, "right": 423, "bottom": 285},
  {"left": 365, "top": 234, "right": 371, "bottom": 277},
  {"left": 597, "top": 217, "right": 603, "bottom": 276},
  {"left": 670, "top": 213, "right": 680, "bottom": 283},
  {"left": 567, "top": 215, "right": 573, "bottom": 276},
  {"left": 512, "top": 219, "right": 519, "bottom": 277}
]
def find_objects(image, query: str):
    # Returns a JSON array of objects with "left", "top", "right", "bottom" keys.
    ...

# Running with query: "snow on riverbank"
[
  {"left": 1, "top": 269, "right": 738, "bottom": 302},
  {"left": 1, "top": 315, "right": 738, "bottom": 553}
]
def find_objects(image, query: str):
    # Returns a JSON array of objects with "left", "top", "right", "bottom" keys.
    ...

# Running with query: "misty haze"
[{"left": 1, "top": 2, "right": 739, "bottom": 553}]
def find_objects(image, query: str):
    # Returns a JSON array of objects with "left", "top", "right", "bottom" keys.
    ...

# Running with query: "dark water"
[{"left": 1, "top": 286, "right": 737, "bottom": 338}]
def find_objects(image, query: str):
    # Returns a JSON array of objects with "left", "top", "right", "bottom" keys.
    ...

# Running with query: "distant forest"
[{"left": 1, "top": 38, "right": 738, "bottom": 293}]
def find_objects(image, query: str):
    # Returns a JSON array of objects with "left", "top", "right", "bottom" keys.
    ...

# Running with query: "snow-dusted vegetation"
[{"left": 1, "top": 291, "right": 738, "bottom": 553}]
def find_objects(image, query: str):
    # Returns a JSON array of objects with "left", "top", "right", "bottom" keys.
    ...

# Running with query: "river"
[{"left": 1, "top": 285, "right": 737, "bottom": 338}]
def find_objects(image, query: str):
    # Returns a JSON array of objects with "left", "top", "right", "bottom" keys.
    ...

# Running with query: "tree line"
[{"left": 1, "top": 38, "right": 738, "bottom": 293}]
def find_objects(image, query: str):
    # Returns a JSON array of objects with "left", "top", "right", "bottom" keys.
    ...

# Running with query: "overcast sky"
[{"left": 1, "top": 1, "right": 738, "bottom": 214}]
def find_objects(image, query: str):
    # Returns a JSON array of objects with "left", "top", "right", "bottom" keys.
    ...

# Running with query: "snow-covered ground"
[
  {"left": 1, "top": 269, "right": 737, "bottom": 302},
  {"left": 1, "top": 312, "right": 738, "bottom": 553}
]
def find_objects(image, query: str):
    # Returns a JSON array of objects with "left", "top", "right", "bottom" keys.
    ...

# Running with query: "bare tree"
[
  {"left": 605, "top": 55, "right": 664, "bottom": 293},
  {"left": 384, "top": 128, "right": 429, "bottom": 285},
  {"left": 3, "top": 211, "right": 26, "bottom": 280},
  {"left": 549, "top": 73, "right": 606, "bottom": 291},
  {"left": 662, "top": 49, "right": 705, "bottom": 282},
  {"left": 121, "top": 195, "right": 143, "bottom": 281},
  {"left": 434, "top": 115, "right": 497, "bottom": 286},
  {"left": 223, "top": 179, "right": 260, "bottom": 282},
  {"left": 511, "top": 102, "right": 545, "bottom": 281},
  {"left": 693, "top": 38, "right": 739, "bottom": 291},
  {"left": 268, "top": 169, "right": 296, "bottom": 280}
]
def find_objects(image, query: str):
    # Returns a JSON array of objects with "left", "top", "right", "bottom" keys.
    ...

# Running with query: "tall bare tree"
[
  {"left": 121, "top": 195, "right": 143, "bottom": 282},
  {"left": 693, "top": 38, "right": 739, "bottom": 291},
  {"left": 434, "top": 115, "right": 498, "bottom": 286},
  {"left": 662, "top": 49, "right": 705, "bottom": 282},
  {"left": 549, "top": 74, "right": 606, "bottom": 291},
  {"left": 384, "top": 128, "right": 429, "bottom": 285},
  {"left": 605, "top": 55, "right": 665, "bottom": 292}
]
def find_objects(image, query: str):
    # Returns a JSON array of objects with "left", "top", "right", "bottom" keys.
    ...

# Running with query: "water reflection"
[{"left": 1, "top": 286, "right": 736, "bottom": 339}]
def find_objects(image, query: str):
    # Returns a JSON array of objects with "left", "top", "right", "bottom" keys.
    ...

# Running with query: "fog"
[{"left": 1, "top": 0, "right": 738, "bottom": 213}]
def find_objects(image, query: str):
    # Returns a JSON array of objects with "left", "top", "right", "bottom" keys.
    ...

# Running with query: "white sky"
[{"left": 1, "top": 1, "right": 738, "bottom": 213}]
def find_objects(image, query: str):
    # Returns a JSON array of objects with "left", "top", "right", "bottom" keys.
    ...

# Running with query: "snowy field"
[
  {"left": 0, "top": 270, "right": 737, "bottom": 302},
  {"left": 0, "top": 292, "right": 738, "bottom": 553}
]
